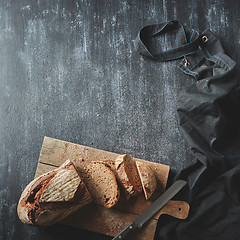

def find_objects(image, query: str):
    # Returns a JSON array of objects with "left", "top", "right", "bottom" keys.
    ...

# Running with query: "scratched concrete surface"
[{"left": 0, "top": 0, "right": 239, "bottom": 239}]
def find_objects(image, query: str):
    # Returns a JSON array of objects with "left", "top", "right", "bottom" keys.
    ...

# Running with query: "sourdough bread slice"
[
  {"left": 136, "top": 161, "right": 157, "bottom": 200},
  {"left": 85, "top": 162, "right": 120, "bottom": 208},
  {"left": 98, "top": 159, "right": 135, "bottom": 200},
  {"left": 116, "top": 154, "right": 142, "bottom": 193},
  {"left": 113, "top": 156, "right": 136, "bottom": 199}
]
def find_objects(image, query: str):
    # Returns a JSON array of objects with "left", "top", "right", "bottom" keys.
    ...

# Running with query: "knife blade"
[{"left": 112, "top": 180, "right": 187, "bottom": 240}]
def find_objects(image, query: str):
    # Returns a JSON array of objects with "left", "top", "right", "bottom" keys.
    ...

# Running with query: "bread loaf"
[
  {"left": 17, "top": 160, "right": 92, "bottom": 226},
  {"left": 18, "top": 154, "right": 158, "bottom": 226}
]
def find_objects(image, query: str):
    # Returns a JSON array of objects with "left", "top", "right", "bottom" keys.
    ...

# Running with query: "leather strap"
[{"left": 134, "top": 20, "right": 202, "bottom": 61}]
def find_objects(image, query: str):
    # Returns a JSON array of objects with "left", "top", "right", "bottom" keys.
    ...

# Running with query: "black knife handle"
[{"left": 112, "top": 224, "right": 136, "bottom": 240}]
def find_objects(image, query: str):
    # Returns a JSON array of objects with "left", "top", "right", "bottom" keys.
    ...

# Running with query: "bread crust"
[{"left": 17, "top": 160, "right": 92, "bottom": 226}]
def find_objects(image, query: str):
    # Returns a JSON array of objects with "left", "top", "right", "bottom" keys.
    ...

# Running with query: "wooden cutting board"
[{"left": 35, "top": 137, "right": 190, "bottom": 240}]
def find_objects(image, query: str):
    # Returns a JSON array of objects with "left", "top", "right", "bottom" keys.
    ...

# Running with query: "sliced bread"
[
  {"left": 113, "top": 156, "right": 135, "bottom": 200},
  {"left": 136, "top": 161, "right": 157, "bottom": 200},
  {"left": 85, "top": 162, "right": 120, "bottom": 208},
  {"left": 115, "top": 154, "right": 142, "bottom": 193}
]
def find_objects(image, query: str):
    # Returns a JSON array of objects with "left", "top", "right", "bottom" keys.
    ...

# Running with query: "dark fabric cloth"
[{"left": 135, "top": 20, "right": 240, "bottom": 240}]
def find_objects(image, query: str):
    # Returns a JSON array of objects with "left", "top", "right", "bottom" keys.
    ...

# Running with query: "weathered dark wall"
[{"left": 0, "top": 1, "right": 239, "bottom": 239}]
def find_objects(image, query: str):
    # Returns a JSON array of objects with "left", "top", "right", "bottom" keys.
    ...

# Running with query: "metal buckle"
[
  {"left": 184, "top": 57, "right": 190, "bottom": 67},
  {"left": 202, "top": 35, "right": 208, "bottom": 43}
]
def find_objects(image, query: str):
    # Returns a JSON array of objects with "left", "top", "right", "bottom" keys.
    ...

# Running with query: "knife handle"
[{"left": 112, "top": 224, "right": 136, "bottom": 240}]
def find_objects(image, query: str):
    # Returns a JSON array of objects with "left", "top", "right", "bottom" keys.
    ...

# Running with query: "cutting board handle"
[
  {"left": 124, "top": 200, "right": 190, "bottom": 240},
  {"left": 159, "top": 200, "right": 190, "bottom": 219}
]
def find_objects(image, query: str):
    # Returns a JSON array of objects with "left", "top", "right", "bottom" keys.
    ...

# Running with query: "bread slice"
[
  {"left": 108, "top": 156, "right": 135, "bottom": 200},
  {"left": 99, "top": 159, "right": 136, "bottom": 200},
  {"left": 17, "top": 160, "right": 92, "bottom": 226},
  {"left": 136, "top": 161, "right": 157, "bottom": 200},
  {"left": 85, "top": 162, "right": 120, "bottom": 208},
  {"left": 116, "top": 154, "right": 142, "bottom": 193}
]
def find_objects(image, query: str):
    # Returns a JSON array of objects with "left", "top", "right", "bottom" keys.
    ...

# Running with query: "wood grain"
[
  {"left": 34, "top": 137, "right": 189, "bottom": 239},
  {"left": 61, "top": 200, "right": 189, "bottom": 239}
]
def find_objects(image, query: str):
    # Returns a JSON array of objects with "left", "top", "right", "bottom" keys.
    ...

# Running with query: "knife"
[{"left": 112, "top": 180, "right": 187, "bottom": 240}]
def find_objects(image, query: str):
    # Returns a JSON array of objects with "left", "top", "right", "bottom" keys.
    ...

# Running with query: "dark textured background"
[{"left": 0, "top": 0, "right": 239, "bottom": 239}]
